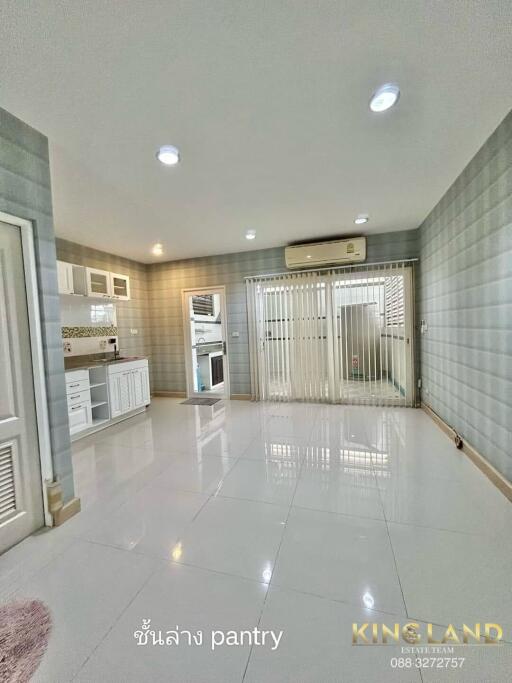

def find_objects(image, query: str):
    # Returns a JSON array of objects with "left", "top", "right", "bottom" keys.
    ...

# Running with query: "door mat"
[
  {"left": 0, "top": 598, "right": 52, "bottom": 682},
  {"left": 181, "top": 398, "right": 220, "bottom": 406}
]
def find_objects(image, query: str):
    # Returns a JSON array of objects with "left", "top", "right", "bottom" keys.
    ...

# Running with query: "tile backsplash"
[
  {"left": 62, "top": 325, "right": 118, "bottom": 338},
  {"left": 60, "top": 297, "right": 117, "bottom": 327}
]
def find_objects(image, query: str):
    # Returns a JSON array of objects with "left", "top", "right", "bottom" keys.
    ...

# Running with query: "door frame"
[
  {"left": 0, "top": 211, "right": 53, "bottom": 527},
  {"left": 181, "top": 286, "right": 230, "bottom": 399}
]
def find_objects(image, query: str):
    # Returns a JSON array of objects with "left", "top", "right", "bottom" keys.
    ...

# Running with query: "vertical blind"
[{"left": 246, "top": 261, "right": 415, "bottom": 406}]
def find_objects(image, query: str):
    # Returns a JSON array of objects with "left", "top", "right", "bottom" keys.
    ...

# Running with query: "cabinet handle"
[
  {"left": 69, "top": 394, "right": 80, "bottom": 399},
  {"left": 69, "top": 383, "right": 80, "bottom": 388},
  {"left": 71, "top": 404, "right": 83, "bottom": 411}
]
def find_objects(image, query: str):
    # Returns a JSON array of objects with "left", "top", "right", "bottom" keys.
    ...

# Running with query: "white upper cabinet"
[
  {"left": 110, "top": 272, "right": 131, "bottom": 300},
  {"left": 57, "top": 260, "right": 74, "bottom": 294},
  {"left": 86, "top": 267, "right": 113, "bottom": 298},
  {"left": 57, "top": 261, "right": 87, "bottom": 295},
  {"left": 58, "top": 260, "right": 131, "bottom": 300}
]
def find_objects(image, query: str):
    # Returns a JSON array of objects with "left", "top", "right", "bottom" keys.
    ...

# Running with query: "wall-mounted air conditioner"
[{"left": 285, "top": 237, "right": 366, "bottom": 269}]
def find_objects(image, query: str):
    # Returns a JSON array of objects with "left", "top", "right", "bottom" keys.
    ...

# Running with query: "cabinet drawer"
[
  {"left": 68, "top": 401, "right": 92, "bottom": 435},
  {"left": 66, "top": 378, "right": 90, "bottom": 394},
  {"left": 67, "top": 389, "right": 91, "bottom": 407},
  {"left": 66, "top": 369, "right": 89, "bottom": 384}
]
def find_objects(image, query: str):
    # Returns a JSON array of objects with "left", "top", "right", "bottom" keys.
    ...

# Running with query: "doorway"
[
  {"left": 182, "top": 287, "right": 230, "bottom": 399},
  {"left": 246, "top": 262, "right": 415, "bottom": 406},
  {"left": 0, "top": 220, "right": 45, "bottom": 552}
]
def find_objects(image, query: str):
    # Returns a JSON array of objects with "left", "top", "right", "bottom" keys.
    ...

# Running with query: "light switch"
[
  {"left": 232, "top": 331, "right": 239, "bottom": 338},
  {"left": 130, "top": 328, "right": 139, "bottom": 335}
]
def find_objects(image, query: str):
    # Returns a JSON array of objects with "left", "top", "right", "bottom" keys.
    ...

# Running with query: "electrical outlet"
[
  {"left": 130, "top": 328, "right": 139, "bottom": 335},
  {"left": 232, "top": 331, "right": 239, "bottom": 338},
  {"left": 63, "top": 341, "right": 72, "bottom": 353},
  {"left": 99, "top": 339, "right": 107, "bottom": 350}
]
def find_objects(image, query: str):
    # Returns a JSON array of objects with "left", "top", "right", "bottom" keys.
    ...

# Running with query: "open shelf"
[
  {"left": 91, "top": 417, "right": 109, "bottom": 427},
  {"left": 90, "top": 382, "right": 106, "bottom": 389},
  {"left": 91, "top": 400, "right": 108, "bottom": 409}
]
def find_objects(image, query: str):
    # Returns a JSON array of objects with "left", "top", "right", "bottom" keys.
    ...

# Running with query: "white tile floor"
[{"left": 1, "top": 398, "right": 512, "bottom": 682}]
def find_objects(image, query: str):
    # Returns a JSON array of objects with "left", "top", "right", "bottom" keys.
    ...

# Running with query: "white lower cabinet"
[
  {"left": 66, "top": 369, "right": 93, "bottom": 435},
  {"left": 68, "top": 402, "right": 93, "bottom": 434},
  {"left": 108, "top": 360, "right": 150, "bottom": 418}
]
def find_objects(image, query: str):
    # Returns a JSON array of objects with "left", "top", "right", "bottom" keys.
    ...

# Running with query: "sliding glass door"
[{"left": 246, "top": 263, "right": 415, "bottom": 406}]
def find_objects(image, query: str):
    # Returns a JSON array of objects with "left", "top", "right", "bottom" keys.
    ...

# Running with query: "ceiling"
[{"left": 1, "top": 1, "right": 511, "bottom": 263}]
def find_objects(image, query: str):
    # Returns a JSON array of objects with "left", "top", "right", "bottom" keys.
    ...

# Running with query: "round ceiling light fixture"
[
  {"left": 156, "top": 145, "right": 180, "bottom": 166},
  {"left": 354, "top": 215, "right": 369, "bottom": 225},
  {"left": 152, "top": 242, "right": 164, "bottom": 256},
  {"left": 245, "top": 229, "right": 256, "bottom": 240},
  {"left": 369, "top": 83, "right": 400, "bottom": 113}
]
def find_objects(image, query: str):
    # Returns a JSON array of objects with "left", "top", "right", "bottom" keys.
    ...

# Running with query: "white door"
[
  {"left": 119, "top": 371, "right": 132, "bottom": 413},
  {"left": 182, "top": 287, "right": 230, "bottom": 399},
  {"left": 141, "top": 366, "right": 150, "bottom": 404},
  {"left": 108, "top": 373, "right": 122, "bottom": 418},
  {"left": 0, "top": 221, "right": 44, "bottom": 552},
  {"left": 131, "top": 369, "right": 145, "bottom": 408}
]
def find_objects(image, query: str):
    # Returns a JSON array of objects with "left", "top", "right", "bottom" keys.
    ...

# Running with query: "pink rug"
[{"left": 0, "top": 599, "right": 52, "bottom": 682}]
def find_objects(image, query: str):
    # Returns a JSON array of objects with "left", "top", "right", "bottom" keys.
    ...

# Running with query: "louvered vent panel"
[
  {"left": 0, "top": 445, "right": 16, "bottom": 518},
  {"left": 192, "top": 295, "right": 214, "bottom": 316}
]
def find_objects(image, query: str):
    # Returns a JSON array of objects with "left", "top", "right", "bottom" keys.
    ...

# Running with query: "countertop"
[{"left": 64, "top": 356, "right": 147, "bottom": 372}]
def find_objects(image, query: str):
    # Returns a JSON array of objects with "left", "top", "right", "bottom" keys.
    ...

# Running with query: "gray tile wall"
[
  {"left": 0, "top": 107, "right": 75, "bottom": 502},
  {"left": 56, "top": 239, "right": 152, "bottom": 363},
  {"left": 418, "top": 110, "right": 512, "bottom": 480},
  {"left": 148, "top": 230, "right": 419, "bottom": 396}
]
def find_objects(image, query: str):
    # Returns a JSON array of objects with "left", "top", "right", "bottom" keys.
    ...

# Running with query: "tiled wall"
[
  {"left": 56, "top": 239, "right": 152, "bottom": 363},
  {"left": 148, "top": 230, "right": 419, "bottom": 396},
  {"left": 0, "top": 107, "right": 75, "bottom": 502},
  {"left": 418, "top": 110, "right": 512, "bottom": 480}
]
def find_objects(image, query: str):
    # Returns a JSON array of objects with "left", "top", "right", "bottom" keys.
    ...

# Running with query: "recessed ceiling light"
[
  {"left": 354, "top": 215, "right": 369, "bottom": 225},
  {"left": 306, "top": 255, "right": 312, "bottom": 259},
  {"left": 156, "top": 145, "right": 180, "bottom": 165},
  {"left": 152, "top": 242, "right": 164, "bottom": 256},
  {"left": 369, "top": 83, "right": 400, "bottom": 113},
  {"left": 245, "top": 229, "right": 256, "bottom": 240}
]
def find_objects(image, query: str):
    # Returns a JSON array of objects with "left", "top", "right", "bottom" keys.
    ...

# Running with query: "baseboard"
[
  {"left": 152, "top": 391, "right": 187, "bottom": 398},
  {"left": 49, "top": 495, "right": 81, "bottom": 527},
  {"left": 153, "top": 391, "right": 251, "bottom": 401},
  {"left": 422, "top": 402, "right": 512, "bottom": 503}
]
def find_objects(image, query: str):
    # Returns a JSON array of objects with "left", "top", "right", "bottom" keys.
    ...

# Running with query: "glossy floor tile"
[
  {"left": 217, "top": 457, "right": 300, "bottom": 505},
  {"left": 175, "top": 495, "right": 288, "bottom": 581},
  {"left": 272, "top": 507, "right": 406, "bottom": 615},
  {"left": 0, "top": 397, "right": 510, "bottom": 682},
  {"left": 76, "top": 562, "right": 268, "bottom": 683},
  {"left": 244, "top": 587, "right": 421, "bottom": 683}
]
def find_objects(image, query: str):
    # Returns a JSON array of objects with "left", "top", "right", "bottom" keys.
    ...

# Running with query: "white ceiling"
[{"left": 1, "top": 1, "right": 511, "bottom": 263}]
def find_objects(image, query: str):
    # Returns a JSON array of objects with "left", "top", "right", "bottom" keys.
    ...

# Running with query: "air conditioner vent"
[{"left": 0, "top": 444, "right": 17, "bottom": 519}]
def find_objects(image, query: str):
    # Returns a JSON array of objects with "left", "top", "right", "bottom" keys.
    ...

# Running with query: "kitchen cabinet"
[
  {"left": 58, "top": 261, "right": 74, "bottom": 294},
  {"left": 86, "top": 267, "right": 112, "bottom": 298},
  {"left": 57, "top": 261, "right": 87, "bottom": 296},
  {"left": 131, "top": 365, "right": 150, "bottom": 407},
  {"left": 66, "top": 369, "right": 92, "bottom": 435},
  {"left": 110, "top": 272, "right": 130, "bottom": 300},
  {"left": 108, "top": 359, "right": 150, "bottom": 418},
  {"left": 58, "top": 260, "right": 130, "bottom": 300}
]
